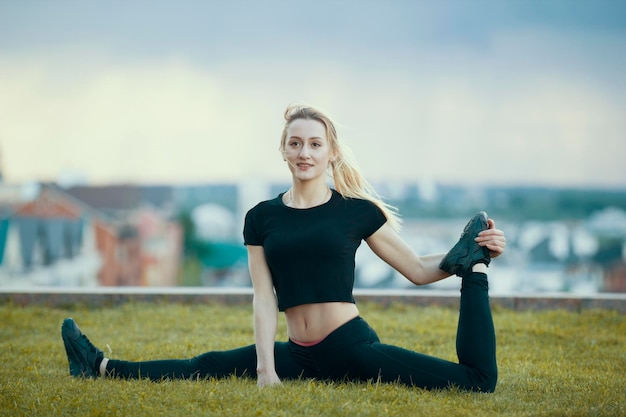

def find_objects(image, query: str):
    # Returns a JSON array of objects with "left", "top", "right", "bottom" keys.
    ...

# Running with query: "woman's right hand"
[{"left": 257, "top": 370, "right": 281, "bottom": 387}]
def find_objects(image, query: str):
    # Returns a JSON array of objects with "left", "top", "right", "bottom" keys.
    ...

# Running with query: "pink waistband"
[{"left": 290, "top": 337, "right": 325, "bottom": 347}]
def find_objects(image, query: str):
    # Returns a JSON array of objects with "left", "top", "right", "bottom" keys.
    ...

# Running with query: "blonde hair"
[{"left": 280, "top": 104, "right": 401, "bottom": 231}]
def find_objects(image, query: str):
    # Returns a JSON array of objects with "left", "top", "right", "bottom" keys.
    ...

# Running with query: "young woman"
[{"left": 62, "top": 104, "right": 506, "bottom": 392}]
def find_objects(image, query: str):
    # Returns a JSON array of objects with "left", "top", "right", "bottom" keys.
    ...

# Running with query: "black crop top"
[{"left": 243, "top": 189, "right": 387, "bottom": 311}]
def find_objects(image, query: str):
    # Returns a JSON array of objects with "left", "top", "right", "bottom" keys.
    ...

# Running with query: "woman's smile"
[{"left": 282, "top": 118, "right": 333, "bottom": 182}]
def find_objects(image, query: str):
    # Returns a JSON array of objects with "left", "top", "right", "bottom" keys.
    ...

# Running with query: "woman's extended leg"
[
  {"left": 104, "top": 343, "right": 321, "bottom": 381},
  {"left": 61, "top": 318, "right": 315, "bottom": 381},
  {"left": 104, "top": 345, "right": 259, "bottom": 381}
]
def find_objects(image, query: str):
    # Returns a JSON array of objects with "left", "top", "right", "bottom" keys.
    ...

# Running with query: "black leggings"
[{"left": 106, "top": 272, "right": 497, "bottom": 392}]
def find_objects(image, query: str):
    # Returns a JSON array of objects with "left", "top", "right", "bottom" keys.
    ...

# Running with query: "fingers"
[
  {"left": 477, "top": 228, "right": 505, "bottom": 240},
  {"left": 257, "top": 372, "right": 282, "bottom": 387},
  {"left": 481, "top": 238, "right": 506, "bottom": 257},
  {"left": 476, "top": 221, "right": 506, "bottom": 258},
  {"left": 486, "top": 243, "right": 505, "bottom": 257}
]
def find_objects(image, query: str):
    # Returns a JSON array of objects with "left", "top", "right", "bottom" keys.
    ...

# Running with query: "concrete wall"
[{"left": 1, "top": 288, "right": 625, "bottom": 313}]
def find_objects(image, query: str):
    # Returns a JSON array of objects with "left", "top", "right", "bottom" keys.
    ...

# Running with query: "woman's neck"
[{"left": 285, "top": 183, "right": 331, "bottom": 209}]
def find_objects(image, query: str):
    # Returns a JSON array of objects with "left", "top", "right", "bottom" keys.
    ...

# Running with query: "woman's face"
[{"left": 283, "top": 118, "right": 334, "bottom": 183}]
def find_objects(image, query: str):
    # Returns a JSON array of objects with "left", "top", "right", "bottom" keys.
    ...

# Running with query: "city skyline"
[{"left": 1, "top": 0, "right": 625, "bottom": 189}]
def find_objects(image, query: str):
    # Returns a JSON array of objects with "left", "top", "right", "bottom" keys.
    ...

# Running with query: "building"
[{"left": 0, "top": 184, "right": 182, "bottom": 287}]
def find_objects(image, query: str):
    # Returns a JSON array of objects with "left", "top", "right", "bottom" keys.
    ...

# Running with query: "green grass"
[{"left": 1, "top": 302, "right": 625, "bottom": 417}]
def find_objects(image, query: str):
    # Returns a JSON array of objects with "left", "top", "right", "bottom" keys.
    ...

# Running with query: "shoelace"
[
  {"left": 82, "top": 335, "right": 97, "bottom": 350},
  {"left": 79, "top": 334, "right": 103, "bottom": 374}
]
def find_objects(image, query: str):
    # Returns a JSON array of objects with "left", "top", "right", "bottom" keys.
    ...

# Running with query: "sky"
[{"left": 0, "top": 0, "right": 625, "bottom": 189}]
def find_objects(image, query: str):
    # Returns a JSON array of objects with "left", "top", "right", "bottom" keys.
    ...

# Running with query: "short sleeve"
[
  {"left": 243, "top": 208, "right": 262, "bottom": 246},
  {"left": 361, "top": 203, "right": 387, "bottom": 238},
  {"left": 348, "top": 198, "right": 387, "bottom": 239}
]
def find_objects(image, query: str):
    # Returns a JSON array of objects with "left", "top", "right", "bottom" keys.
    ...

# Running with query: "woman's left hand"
[{"left": 476, "top": 219, "right": 506, "bottom": 258}]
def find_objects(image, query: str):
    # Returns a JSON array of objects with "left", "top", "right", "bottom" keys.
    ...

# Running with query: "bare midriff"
[{"left": 285, "top": 302, "right": 360, "bottom": 344}]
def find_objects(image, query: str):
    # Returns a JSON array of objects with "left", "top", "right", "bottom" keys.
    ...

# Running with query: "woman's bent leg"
[
  {"left": 455, "top": 272, "right": 497, "bottom": 389},
  {"left": 334, "top": 330, "right": 496, "bottom": 391},
  {"left": 310, "top": 275, "right": 498, "bottom": 392},
  {"left": 367, "top": 272, "right": 496, "bottom": 391}
]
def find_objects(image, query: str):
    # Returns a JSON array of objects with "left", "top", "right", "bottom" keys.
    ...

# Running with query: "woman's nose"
[{"left": 299, "top": 145, "right": 311, "bottom": 158}]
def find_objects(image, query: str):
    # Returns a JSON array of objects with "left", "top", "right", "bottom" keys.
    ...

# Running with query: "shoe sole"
[
  {"left": 61, "top": 332, "right": 84, "bottom": 377},
  {"left": 61, "top": 318, "right": 97, "bottom": 378},
  {"left": 439, "top": 211, "right": 490, "bottom": 276}
]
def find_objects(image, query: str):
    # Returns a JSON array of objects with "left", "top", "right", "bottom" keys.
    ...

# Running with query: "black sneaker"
[
  {"left": 439, "top": 211, "right": 491, "bottom": 277},
  {"left": 61, "top": 318, "right": 104, "bottom": 378}
]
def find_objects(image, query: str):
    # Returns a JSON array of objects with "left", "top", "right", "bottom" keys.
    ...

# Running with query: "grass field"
[{"left": 1, "top": 301, "right": 625, "bottom": 417}]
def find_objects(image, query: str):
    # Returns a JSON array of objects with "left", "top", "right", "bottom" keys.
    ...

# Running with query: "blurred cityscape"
[{"left": 1, "top": 180, "right": 625, "bottom": 294}]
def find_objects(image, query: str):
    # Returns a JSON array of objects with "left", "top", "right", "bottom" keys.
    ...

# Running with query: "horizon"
[{"left": 6, "top": 178, "right": 626, "bottom": 193}]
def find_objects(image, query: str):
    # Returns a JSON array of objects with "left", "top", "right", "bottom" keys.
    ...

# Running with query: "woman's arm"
[
  {"left": 365, "top": 224, "right": 447, "bottom": 285},
  {"left": 365, "top": 219, "right": 506, "bottom": 286},
  {"left": 247, "top": 245, "right": 281, "bottom": 387}
]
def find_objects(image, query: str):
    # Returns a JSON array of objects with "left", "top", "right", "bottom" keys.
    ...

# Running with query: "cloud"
[{"left": 0, "top": 3, "right": 625, "bottom": 188}]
